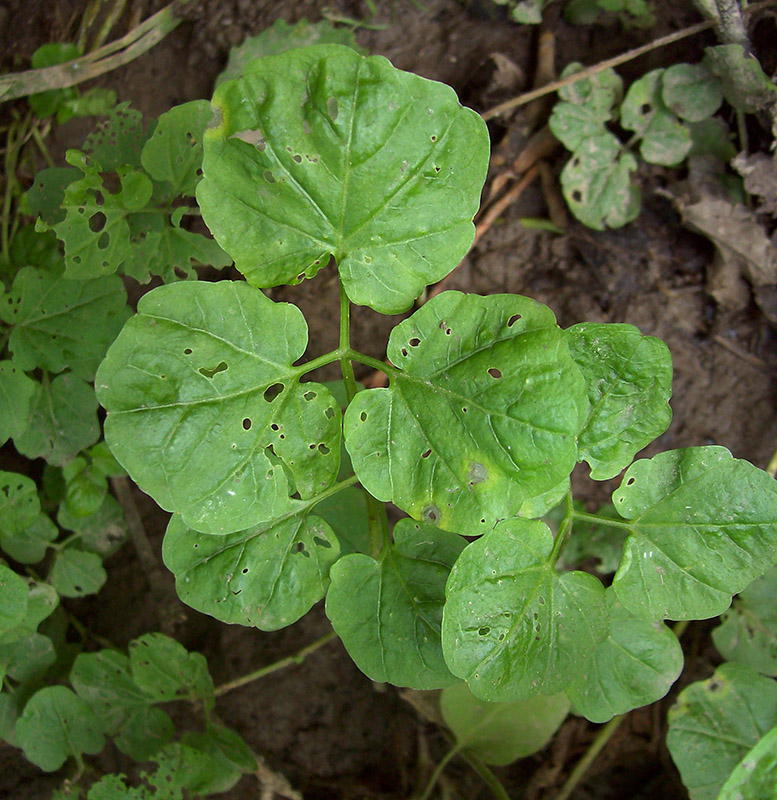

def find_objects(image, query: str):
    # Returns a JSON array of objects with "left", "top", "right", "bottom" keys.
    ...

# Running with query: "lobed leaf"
[
  {"left": 163, "top": 504, "right": 340, "bottom": 631},
  {"left": 326, "top": 519, "right": 467, "bottom": 689},
  {"left": 567, "top": 322, "right": 672, "bottom": 480},
  {"left": 611, "top": 447, "right": 777, "bottom": 620},
  {"left": 442, "top": 519, "right": 608, "bottom": 702},
  {"left": 198, "top": 45, "right": 490, "bottom": 314},
  {"left": 559, "top": 132, "right": 640, "bottom": 230},
  {"left": 345, "top": 292, "right": 587, "bottom": 534},
  {"left": 14, "top": 373, "right": 100, "bottom": 466},
  {"left": 0, "top": 361, "right": 35, "bottom": 446},
  {"left": 667, "top": 663, "right": 777, "bottom": 800},
  {"left": 97, "top": 280, "right": 341, "bottom": 534},
  {"left": 16, "top": 686, "right": 105, "bottom": 771},
  {"left": 0, "top": 266, "right": 129, "bottom": 380},
  {"left": 565, "top": 589, "right": 683, "bottom": 722},
  {"left": 440, "top": 682, "right": 569, "bottom": 765},
  {"left": 712, "top": 565, "right": 777, "bottom": 676}
]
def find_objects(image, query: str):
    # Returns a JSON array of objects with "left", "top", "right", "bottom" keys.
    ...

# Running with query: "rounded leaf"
[
  {"left": 344, "top": 292, "right": 587, "bottom": 534},
  {"left": 661, "top": 63, "right": 723, "bottom": 122},
  {"left": 0, "top": 564, "right": 28, "bottom": 634},
  {"left": 612, "top": 447, "right": 777, "bottom": 620},
  {"left": 566, "top": 589, "right": 683, "bottom": 722},
  {"left": 441, "top": 682, "right": 569, "bottom": 765},
  {"left": 567, "top": 322, "right": 672, "bottom": 480},
  {"left": 198, "top": 45, "right": 489, "bottom": 314},
  {"left": 49, "top": 548, "right": 107, "bottom": 598},
  {"left": 718, "top": 724, "right": 777, "bottom": 800},
  {"left": 97, "top": 281, "right": 341, "bottom": 534},
  {"left": 667, "top": 663, "right": 777, "bottom": 800},
  {"left": 442, "top": 519, "right": 609, "bottom": 702},
  {"left": 0, "top": 471, "right": 40, "bottom": 538},
  {"left": 16, "top": 686, "right": 105, "bottom": 772},
  {"left": 326, "top": 520, "right": 467, "bottom": 689},
  {"left": 163, "top": 505, "right": 340, "bottom": 631},
  {"left": 0, "top": 361, "right": 35, "bottom": 446}
]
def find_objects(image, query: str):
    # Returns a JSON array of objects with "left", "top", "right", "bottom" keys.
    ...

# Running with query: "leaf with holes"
[
  {"left": 83, "top": 102, "right": 149, "bottom": 171},
  {"left": 48, "top": 548, "right": 107, "bottom": 598},
  {"left": 344, "top": 292, "right": 587, "bottom": 534},
  {"left": 567, "top": 323, "right": 672, "bottom": 480},
  {"left": 442, "top": 519, "right": 608, "bottom": 702},
  {"left": 620, "top": 70, "right": 692, "bottom": 166},
  {"left": 0, "top": 471, "right": 40, "bottom": 538},
  {"left": 440, "top": 682, "right": 570, "bottom": 765},
  {"left": 197, "top": 45, "right": 489, "bottom": 314},
  {"left": 611, "top": 447, "right": 777, "bottom": 621},
  {"left": 0, "top": 361, "right": 35, "bottom": 446},
  {"left": 718, "top": 724, "right": 777, "bottom": 800},
  {"left": 559, "top": 133, "right": 640, "bottom": 230},
  {"left": 712, "top": 565, "right": 777, "bottom": 676},
  {"left": 140, "top": 100, "right": 212, "bottom": 197},
  {"left": 326, "top": 519, "right": 467, "bottom": 689},
  {"left": 16, "top": 686, "right": 105, "bottom": 772},
  {"left": 128, "top": 633, "right": 214, "bottom": 705},
  {"left": 667, "top": 663, "right": 777, "bottom": 800},
  {"left": 0, "top": 266, "right": 130, "bottom": 380},
  {"left": 565, "top": 588, "right": 683, "bottom": 723},
  {"left": 162, "top": 503, "right": 340, "bottom": 631},
  {"left": 97, "top": 280, "right": 341, "bottom": 534},
  {"left": 14, "top": 373, "right": 100, "bottom": 466}
]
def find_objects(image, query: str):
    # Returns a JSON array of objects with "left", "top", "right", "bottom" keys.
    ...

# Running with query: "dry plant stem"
[
  {"left": 110, "top": 476, "right": 179, "bottom": 635},
  {"left": 0, "top": 0, "right": 190, "bottom": 102},
  {"left": 512, "top": 125, "right": 559, "bottom": 174},
  {"left": 92, "top": 0, "right": 131, "bottom": 50},
  {"left": 255, "top": 752, "right": 303, "bottom": 800},
  {"left": 538, "top": 160, "right": 568, "bottom": 228},
  {"left": 481, "top": 0, "right": 777, "bottom": 120},
  {"left": 472, "top": 164, "right": 540, "bottom": 248},
  {"left": 712, "top": 333, "right": 771, "bottom": 373},
  {"left": 214, "top": 630, "right": 338, "bottom": 697}
]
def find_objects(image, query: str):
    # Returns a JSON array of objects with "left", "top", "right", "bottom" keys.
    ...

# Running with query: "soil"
[{"left": 2, "top": 1, "right": 777, "bottom": 799}]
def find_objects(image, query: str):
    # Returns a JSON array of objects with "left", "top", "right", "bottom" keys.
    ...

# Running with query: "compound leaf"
[
  {"left": 661, "top": 63, "right": 723, "bottom": 122},
  {"left": 566, "top": 589, "right": 683, "bottom": 723},
  {"left": 442, "top": 519, "right": 608, "bottom": 702},
  {"left": 549, "top": 101, "right": 610, "bottom": 153},
  {"left": 0, "top": 361, "right": 35, "bottom": 445},
  {"left": 567, "top": 322, "right": 672, "bottom": 480},
  {"left": 611, "top": 447, "right": 777, "bottom": 620},
  {"left": 718, "top": 724, "right": 777, "bottom": 800},
  {"left": 16, "top": 686, "right": 105, "bottom": 772},
  {"left": 667, "top": 663, "right": 777, "bottom": 800},
  {"left": 345, "top": 292, "right": 587, "bottom": 534},
  {"left": 0, "top": 266, "right": 129, "bottom": 380},
  {"left": 712, "top": 565, "right": 777, "bottom": 676},
  {"left": 162, "top": 504, "right": 340, "bottom": 631},
  {"left": 49, "top": 548, "right": 107, "bottom": 598},
  {"left": 97, "top": 281, "right": 341, "bottom": 535},
  {"left": 14, "top": 373, "right": 100, "bottom": 466},
  {"left": 129, "top": 633, "right": 213, "bottom": 704},
  {"left": 0, "top": 471, "right": 40, "bottom": 538},
  {"left": 216, "top": 19, "right": 366, "bottom": 86},
  {"left": 559, "top": 133, "right": 640, "bottom": 230},
  {"left": 141, "top": 100, "right": 212, "bottom": 197},
  {"left": 440, "top": 682, "right": 570, "bottom": 765},
  {"left": 326, "top": 519, "right": 467, "bottom": 689},
  {"left": 198, "top": 45, "right": 489, "bottom": 314}
]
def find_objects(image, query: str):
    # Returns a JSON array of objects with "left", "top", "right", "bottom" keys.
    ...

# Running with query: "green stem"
[
  {"left": 348, "top": 348, "right": 401, "bottom": 378},
  {"left": 460, "top": 752, "right": 511, "bottom": 800},
  {"left": 553, "top": 715, "right": 626, "bottom": 800},
  {"left": 291, "top": 349, "right": 341, "bottom": 379},
  {"left": 549, "top": 490, "right": 574, "bottom": 566},
  {"left": 338, "top": 281, "right": 390, "bottom": 559},
  {"left": 572, "top": 510, "right": 633, "bottom": 531},
  {"left": 213, "top": 630, "right": 338, "bottom": 697},
  {"left": 417, "top": 744, "right": 462, "bottom": 800}
]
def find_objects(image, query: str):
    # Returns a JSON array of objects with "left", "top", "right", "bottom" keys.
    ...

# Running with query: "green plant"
[
  {"left": 548, "top": 44, "right": 777, "bottom": 229},
  {"left": 4, "top": 39, "right": 777, "bottom": 798},
  {"left": 487, "top": 0, "right": 654, "bottom": 26}
]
